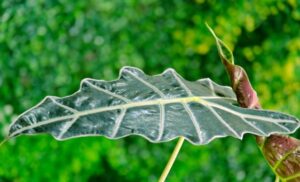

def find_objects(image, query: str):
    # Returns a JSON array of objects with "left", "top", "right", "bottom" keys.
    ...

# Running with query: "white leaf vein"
[
  {"left": 48, "top": 97, "right": 78, "bottom": 113},
  {"left": 172, "top": 71, "right": 204, "bottom": 142},
  {"left": 124, "top": 69, "right": 167, "bottom": 141},
  {"left": 206, "top": 106, "right": 240, "bottom": 138},
  {"left": 124, "top": 70, "right": 165, "bottom": 98},
  {"left": 203, "top": 78, "right": 216, "bottom": 96},
  {"left": 111, "top": 108, "right": 127, "bottom": 138},
  {"left": 171, "top": 70, "right": 193, "bottom": 96},
  {"left": 182, "top": 103, "right": 203, "bottom": 143},
  {"left": 10, "top": 97, "right": 296, "bottom": 138},
  {"left": 84, "top": 80, "right": 131, "bottom": 103},
  {"left": 10, "top": 99, "right": 296, "bottom": 139},
  {"left": 156, "top": 102, "right": 165, "bottom": 141},
  {"left": 57, "top": 116, "right": 79, "bottom": 139},
  {"left": 204, "top": 100, "right": 292, "bottom": 131},
  {"left": 238, "top": 116, "right": 267, "bottom": 135}
]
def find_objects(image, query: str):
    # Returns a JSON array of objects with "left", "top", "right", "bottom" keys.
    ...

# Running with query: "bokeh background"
[{"left": 0, "top": 0, "right": 299, "bottom": 181}]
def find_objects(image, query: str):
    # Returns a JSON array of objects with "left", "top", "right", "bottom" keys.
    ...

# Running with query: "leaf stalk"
[{"left": 159, "top": 137, "right": 185, "bottom": 182}]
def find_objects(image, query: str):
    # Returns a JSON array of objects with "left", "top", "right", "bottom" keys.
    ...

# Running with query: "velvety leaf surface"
[{"left": 8, "top": 67, "right": 300, "bottom": 145}]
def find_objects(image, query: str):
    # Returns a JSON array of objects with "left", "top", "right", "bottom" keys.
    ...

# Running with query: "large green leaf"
[{"left": 8, "top": 67, "right": 300, "bottom": 145}]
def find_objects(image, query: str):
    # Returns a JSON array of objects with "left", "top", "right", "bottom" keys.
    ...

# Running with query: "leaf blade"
[{"left": 8, "top": 67, "right": 300, "bottom": 145}]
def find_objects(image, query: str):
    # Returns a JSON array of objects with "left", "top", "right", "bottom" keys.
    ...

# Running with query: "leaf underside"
[{"left": 8, "top": 67, "right": 300, "bottom": 145}]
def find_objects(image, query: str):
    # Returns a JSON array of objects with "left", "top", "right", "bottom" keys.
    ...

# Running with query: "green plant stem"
[
  {"left": 158, "top": 137, "right": 185, "bottom": 182},
  {"left": 275, "top": 176, "right": 280, "bottom": 182}
]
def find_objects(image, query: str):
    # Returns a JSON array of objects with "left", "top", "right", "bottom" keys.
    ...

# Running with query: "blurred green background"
[{"left": 0, "top": 0, "right": 299, "bottom": 181}]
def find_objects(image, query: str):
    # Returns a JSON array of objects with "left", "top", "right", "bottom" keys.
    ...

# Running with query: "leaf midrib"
[
  {"left": 10, "top": 95, "right": 297, "bottom": 138},
  {"left": 10, "top": 96, "right": 213, "bottom": 137}
]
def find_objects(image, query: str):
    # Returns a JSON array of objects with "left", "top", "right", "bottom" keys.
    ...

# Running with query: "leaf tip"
[
  {"left": 205, "top": 23, "right": 235, "bottom": 65},
  {"left": 205, "top": 22, "right": 218, "bottom": 41}
]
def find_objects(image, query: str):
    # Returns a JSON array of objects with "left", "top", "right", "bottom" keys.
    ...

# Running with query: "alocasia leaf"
[
  {"left": 7, "top": 67, "right": 300, "bottom": 145},
  {"left": 207, "top": 23, "right": 300, "bottom": 181}
]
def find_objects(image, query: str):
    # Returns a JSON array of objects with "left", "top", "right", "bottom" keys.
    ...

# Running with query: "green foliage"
[{"left": 0, "top": 0, "right": 299, "bottom": 181}]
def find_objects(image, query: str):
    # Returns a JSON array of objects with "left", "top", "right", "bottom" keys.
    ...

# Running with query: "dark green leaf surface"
[{"left": 8, "top": 67, "right": 300, "bottom": 145}]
